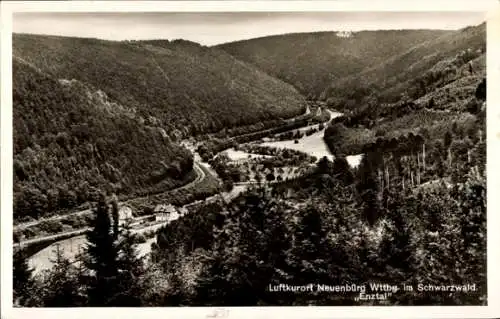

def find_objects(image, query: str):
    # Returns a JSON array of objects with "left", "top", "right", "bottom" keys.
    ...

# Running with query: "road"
[
  {"left": 183, "top": 184, "right": 248, "bottom": 209},
  {"left": 14, "top": 227, "right": 91, "bottom": 249},
  {"left": 14, "top": 161, "right": 205, "bottom": 232},
  {"left": 16, "top": 104, "right": 329, "bottom": 256},
  {"left": 170, "top": 161, "right": 206, "bottom": 192},
  {"left": 227, "top": 107, "right": 314, "bottom": 143},
  {"left": 14, "top": 209, "right": 93, "bottom": 231},
  {"left": 284, "top": 105, "right": 310, "bottom": 123}
]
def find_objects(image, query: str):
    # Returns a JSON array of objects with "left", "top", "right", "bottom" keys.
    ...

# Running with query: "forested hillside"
[
  {"left": 323, "top": 24, "right": 485, "bottom": 158},
  {"left": 323, "top": 23, "right": 486, "bottom": 109},
  {"left": 13, "top": 34, "right": 306, "bottom": 139},
  {"left": 12, "top": 33, "right": 309, "bottom": 221},
  {"left": 12, "top": 21, "right": 486, "bottom": 308},
  {"left": 13, "top": 59, "right": 194, "bottom": 221},
  {"left": 217, "top": 29, "right": 451, "bottom": 98}
]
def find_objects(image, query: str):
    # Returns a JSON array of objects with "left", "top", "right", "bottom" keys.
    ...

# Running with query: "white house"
[
  {"left": 154, "top": 204, "right": 176, "bottom": 214},
  {"left": 118, "top": 206, "right": 133, "bottom": 226},
  {"left": 154, "top": 204, "right": 177, "bottom": 222}
]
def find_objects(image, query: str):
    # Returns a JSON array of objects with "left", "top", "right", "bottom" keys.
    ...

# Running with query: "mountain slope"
[
  {"left": 13, "top": 58, "right": 193, "bottom": 221},
  {"left": 13, "top": 33, "right": 309, "bottom": 221},
  {"left": 216, "top": 29, "right": 452, "bottom": 97},
  {"left": 322, "top": 24, "right": 486, "bottom": 157},
  {"left": 13, "top": 34, "right": 306, "bottom": 139},
  {"left": 323, "top": 23, "right": 486, "bottom": 106}
]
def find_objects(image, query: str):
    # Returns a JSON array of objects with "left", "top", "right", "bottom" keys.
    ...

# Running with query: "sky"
[{"left": 13, "top": 12, "right": 486, "bottom": 46}]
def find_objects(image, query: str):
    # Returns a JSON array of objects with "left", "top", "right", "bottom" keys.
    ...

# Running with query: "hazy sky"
[{"left": 13, "top": 12, "right": 486, "bottom": 46}]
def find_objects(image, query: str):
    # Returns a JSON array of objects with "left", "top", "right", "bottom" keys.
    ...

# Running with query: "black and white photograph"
[{"left": 1, "top": 1, "right": 498, "bottom": 317}]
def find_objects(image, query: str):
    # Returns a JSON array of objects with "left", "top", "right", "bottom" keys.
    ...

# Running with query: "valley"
[
  {"left": 20, "top": 104, "right": 343, "bottom": 274},
  {"left": 11, "top": 20, "right": 487, "bottom": 307}
]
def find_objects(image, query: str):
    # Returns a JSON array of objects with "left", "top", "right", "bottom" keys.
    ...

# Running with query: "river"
[
  {"left": 224, "top": 109, "right": 363, "bottom": 167},
  {"left": 259, "top": 131, "right": 363, "bottom": 167},
  {"left": 29, "top": 211, "right": 185, "bottom": 275},
  {"left": 27, "top": 107, "right": 363, "bottom": 274}
]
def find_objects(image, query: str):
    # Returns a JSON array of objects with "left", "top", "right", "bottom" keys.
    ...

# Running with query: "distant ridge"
[{"left": 216, "top": 29, "right": 454, "bottom": 97}]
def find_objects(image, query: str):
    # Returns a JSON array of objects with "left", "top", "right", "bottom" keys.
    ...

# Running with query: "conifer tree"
[
  {"left": 332, "top": 156, "right": 354, "bottom": 185},
  {"left": 13, "top": 248, "right": 36, "bottom": 306},
  {"left": 356, "top": 153, "right": 381, "bottom": 226},
  {"left": 42, "top": 244, "right": 82, "bottom": 306},
  {"left": 112, "top": 222, "right": 146, "bottom": 306},
  {"left": 83, "top": 193, "right": 119, "bottom": 306},
  {"left": 316, "top": 156, "right": 331, "bottom": 175},
  {"left": 475, "top": 78, "right": 486, "bottom": 101}
]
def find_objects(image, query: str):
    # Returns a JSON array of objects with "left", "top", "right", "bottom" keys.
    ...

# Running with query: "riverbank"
[{"left": 24, "top": 106, "right": 356, "bottom": 274}]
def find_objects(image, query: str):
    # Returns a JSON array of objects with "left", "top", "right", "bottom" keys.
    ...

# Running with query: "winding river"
[
  {"left": 27, "top": 107, "right": 363, "bottom": 274},
  {"left": 225, "top": 109, "right": 363, "bottom": 167}
]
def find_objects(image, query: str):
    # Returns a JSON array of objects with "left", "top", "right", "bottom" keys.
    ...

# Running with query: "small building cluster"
[{"left": 153, "top": 204, "right": 190, "bottom": 222}]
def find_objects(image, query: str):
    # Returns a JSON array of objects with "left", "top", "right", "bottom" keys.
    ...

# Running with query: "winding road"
[
  {"left": 14, "top": 162, "right": 206, "bottom": 232},
  {"left": 21, "top": 104, "right": 334, "bottom": 273},
  {"left": 14, "top": 209, "right": 93, "bottom": 232},
  {"left": 15, "top": 105, "right": 314, "bottom": 248}
]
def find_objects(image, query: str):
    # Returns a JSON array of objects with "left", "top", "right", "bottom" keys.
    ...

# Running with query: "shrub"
[{"left": 38, "top": 220, "right": 64, "bottom": 234}]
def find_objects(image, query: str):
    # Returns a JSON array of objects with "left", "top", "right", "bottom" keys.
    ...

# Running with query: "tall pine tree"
[
  {"left": 356, "top": 152, "right": 382, "bottom": 226},
  {"left": 112, "top": 222, "right": 146, "bottom": 306},
  {"left": 83, "top": 193, "right": 119, "bottom": 306}
]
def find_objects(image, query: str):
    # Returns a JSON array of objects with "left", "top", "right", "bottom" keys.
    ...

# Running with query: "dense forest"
[
  {"left": 323, "top": 24, "right": 486, "bottom": 158},
  {"left": 12, "top": 33, "right": 308, "bottom": 221},
  {"left": 12, "top": 20, "right": 487, "bottom": 308},
  {"left": 13, "top": 59, "right": 193, "bottom": 221},
  {"left": 13, "top": 34, "right": 306, "bottom": 139},
  {"left": 13, "top": 79, "right": 487, "bottom": 307},
  {"left": 13, "top": 142, "right": 486, "bottom": 306},
  {"left": 323, "top": 23, "right": 486, "bottom": 107},
  {"left": 218, "top": 23, "right": 485, "bottom": 110},
  {"left": 217, "top": 29, "right": 452, "bottom": 98},
  {"left": 148, "top": 34, "right": 486, "bottom": 304}
]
